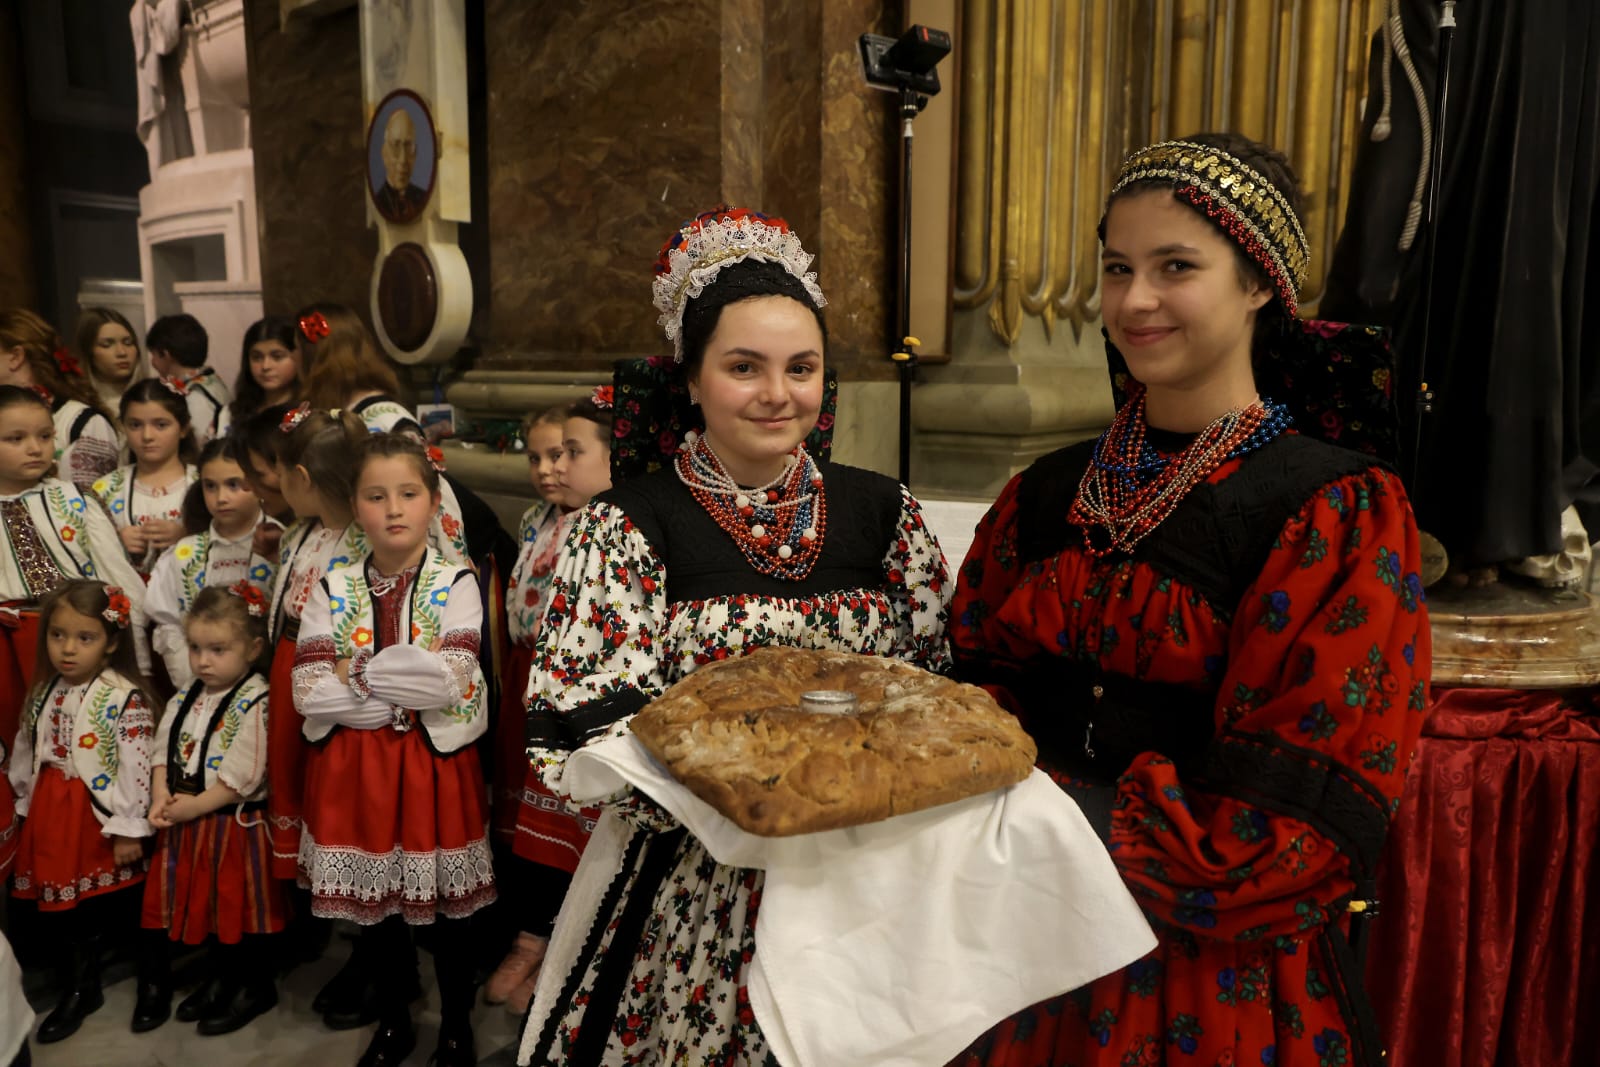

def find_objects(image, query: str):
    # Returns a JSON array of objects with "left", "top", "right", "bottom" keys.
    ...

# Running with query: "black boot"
[
  {"left": 130, "top": 930, "right": 173, "bottom": 1032},
  {"left": 431, "top": 1026, "right": 477, "bottom": 1067},
  {"left": 355, "top": 1013, "right": 416, "bottom": 1067},
  {"left": 323, "top": 921, "right": 421, "bottom": 1030},
  {"left": 175, "top": 973, "right": 228, "bottom": 1023},
  {"left": 36, "top": 935, "right": 104, "bottom": 1044},
  {"left": 197, "top": 940, "right": 278, "bottom": 1036}
]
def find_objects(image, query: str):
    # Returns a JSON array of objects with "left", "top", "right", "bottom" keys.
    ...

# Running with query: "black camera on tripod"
[{"left": 858, "top": 24, "right": 952, "bottom": 107}]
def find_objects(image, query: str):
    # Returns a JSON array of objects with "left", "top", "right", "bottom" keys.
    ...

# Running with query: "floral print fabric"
[
  {"left": 948, "top": 453, "right": 1430, "bottom": 1067},
  {"left": 520, "top": 477, "right": 950, "bottom": 1065}
]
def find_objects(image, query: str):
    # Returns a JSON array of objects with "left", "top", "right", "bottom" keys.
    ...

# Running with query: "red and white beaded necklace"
[{"left": 674, "top": 430, "right": 827, "bottom": 580}]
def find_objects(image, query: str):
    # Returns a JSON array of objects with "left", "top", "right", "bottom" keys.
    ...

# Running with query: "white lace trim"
[{"left": 297, "top": 828, "right": 495, "bottom": 912}]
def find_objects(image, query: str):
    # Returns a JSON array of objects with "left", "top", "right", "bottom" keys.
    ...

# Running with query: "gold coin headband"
[{"left": 1110, "top": 140, "right": 1311, "bottom": 317}]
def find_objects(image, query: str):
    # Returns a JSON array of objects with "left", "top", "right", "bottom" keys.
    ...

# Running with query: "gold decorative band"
[{"left": 1111, "top": 141, "right": 1311, "bottom": 317}]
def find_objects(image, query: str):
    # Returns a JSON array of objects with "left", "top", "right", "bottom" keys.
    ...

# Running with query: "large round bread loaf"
[{"left": 629, "top": 647, "right": 1037, "bottom": 836}]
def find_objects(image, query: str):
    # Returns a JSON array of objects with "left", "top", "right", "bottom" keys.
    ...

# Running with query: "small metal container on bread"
[{"left": 799, "top": 690, "right": 858, "bottom": 715}]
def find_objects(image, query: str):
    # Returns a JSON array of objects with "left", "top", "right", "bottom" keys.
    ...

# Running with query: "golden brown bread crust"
[{"left": 629, "top": 647, "right": 1037, "bottom": 836}]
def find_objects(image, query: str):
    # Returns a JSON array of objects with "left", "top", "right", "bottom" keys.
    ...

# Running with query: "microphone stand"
[{"left": 891, "top": 85, "right": 926, "bottom": 487}]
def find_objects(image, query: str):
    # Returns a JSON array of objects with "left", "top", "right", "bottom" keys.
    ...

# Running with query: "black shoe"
[
  {"left": 35, "top": 985, "right": 105, "bottom": 1045},
  {"left": 429, "top": 1031, "right": 477, "bottom": 1067},
  {"left": 175, "top": 976, "right": 228, "bottom": 1023},
  {"left": 197, "top": 980, "right": 278, "bottom": 1036},
  {"left": 311, "top": 951, "right": 364, "bottom": 1016},
  {"left": 355, "top": 1019, "right": 417, "bottom": 1067},
  {"left": 322, "top": 970, "right": 424, "bottom": 1030},
  {"left": 130, "top": 976, "right": 173, "bottom": 1033}
]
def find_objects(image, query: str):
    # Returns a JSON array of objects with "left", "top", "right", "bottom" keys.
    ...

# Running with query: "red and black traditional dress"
[
  {"left": 9, "top": 670, "right": 154, "bottom": 909},
  {"left": 141, "top": 672, "right": 288, "bottom": 944},
  {"left": 948, "top": 423, "right": 1431, "bottom": 1067},
  {"left": 293, "top": 549, "right": 495, "bottom": 925},
  {"left": 262, "top": 518, "right": 367, "bottom": 879},
  {"left": 514, "top": 446, "right": 951, "bottom": 1066}
]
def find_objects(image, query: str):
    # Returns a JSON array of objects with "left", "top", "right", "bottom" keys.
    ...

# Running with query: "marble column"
[
  {"left": 0, "top": 6, "right": 36, "bottom": 311},
  {"left": 465, "top": 0, "right": 904, "bottom": 475},
  {"left": 241, "top": 0, "right": 374, "bottom": 316}
]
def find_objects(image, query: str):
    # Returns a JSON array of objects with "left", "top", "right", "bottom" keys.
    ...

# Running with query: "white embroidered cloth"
[{"left": 557, "top": 733, "right": 1157, "bottom": 1067}]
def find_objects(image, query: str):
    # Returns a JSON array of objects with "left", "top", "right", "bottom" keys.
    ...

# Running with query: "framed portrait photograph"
[{"left": 366, "top": 88, "right": 437, "bottom": 225}]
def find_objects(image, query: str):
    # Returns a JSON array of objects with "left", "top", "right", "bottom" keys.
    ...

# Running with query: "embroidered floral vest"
[
  {"left": 89, "top": 466, "right": 135, "bottom": 526},
  {"left": 312, "top": 550, "right": 485, "bottom": 750},
  {"left": 22, "top": 670, "right": 145, "bottom": 814},
  {"left": 12, "top": 480, "right": 97, "bottom": 579},
  {"left": 166, "top": 673, "right": 268, "bottom": 793},
  {"left": 170, "top": 529, "right": 278, "bottom": 612},
  {"left": 267, "top": 519, "right": 370, "bottom": 642}
]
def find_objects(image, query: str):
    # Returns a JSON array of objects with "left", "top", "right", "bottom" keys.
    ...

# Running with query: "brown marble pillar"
[
  {"left": 0, "top": 6, "right": 36, "bottom": 311},
  {"left": 242, "top": 0, "right": 374, "bottom": 316},
  {"left": 479, "top": 0, "right": 900, "bottom": 380}
]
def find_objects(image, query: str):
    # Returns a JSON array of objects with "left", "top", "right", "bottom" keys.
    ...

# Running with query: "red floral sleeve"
[
  {"left": 1112, "top": 468, "right": 1431, "bottom": 941},
  {"left": 948, "top": 473, "right": 1032, "bottom": 715}
]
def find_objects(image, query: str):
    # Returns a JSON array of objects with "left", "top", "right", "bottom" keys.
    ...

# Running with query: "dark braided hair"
[{"left": 678, "top": 258, "right": 828, "bottom": 378}]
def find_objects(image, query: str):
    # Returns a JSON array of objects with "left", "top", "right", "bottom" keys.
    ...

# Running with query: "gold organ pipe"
[{"left": 954, "top": 0, "right": 1385, "bottom": 341}]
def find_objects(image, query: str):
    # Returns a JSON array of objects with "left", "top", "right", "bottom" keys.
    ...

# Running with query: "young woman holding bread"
[{"left": 513, "top": 208, "right": 952, "bottom": 1064}]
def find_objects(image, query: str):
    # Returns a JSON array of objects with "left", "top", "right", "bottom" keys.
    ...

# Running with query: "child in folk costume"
[
  {"left": 0, "top": 309, "right": 120, "bottom": 489},
  {"left": 146, "top": 314, "right": 230, "bottom": 448},
  {"left": 488, "top": 405, "right": 565, "bottom": 858},
  {"left": 0, "top": 387, "right": 150, "bottom": 773},
  {"left": 295, "top": 432, "right": 494, "bottom": 1067},
  {"left": 226, "top": 315, "right": 301, "bottom": 432},
  {"left": 146, "top": 438, "right": 278, "bottom": 692},
  {"left": 90, "top": 377, "right": 199, "bottom": 577},
  {"left": 486, "top": 393, "right": 612, "bottom": 1013},
  {"left": 8, "top": 581, "right": 155, "bottom": 1044},
  {"left": 261, "top": 408, "right": 369, "bottom": 886},
  {"left": 231, "top": 403, "right": 296, "bottom": 563},
  {"left": 134, "top": 583, "right": 286, "bottom": 1036}
]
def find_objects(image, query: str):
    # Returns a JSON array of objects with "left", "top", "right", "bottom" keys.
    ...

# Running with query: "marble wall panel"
[
  {"left": 243, "top": 0, "right": 374, "bottom": 318},
  {"left": 817, "top": 0, "right": 899, "bottom": 382},
  {"left": 483, "top": 0, "right": 724, "bottom": 361},
  {"left": 0, "top": 9, "right": 36, "bottom": 311}
]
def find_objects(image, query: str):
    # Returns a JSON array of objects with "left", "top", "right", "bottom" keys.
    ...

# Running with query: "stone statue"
[{"left": 130, "top": 0, "right": 192, "bottom": 172}]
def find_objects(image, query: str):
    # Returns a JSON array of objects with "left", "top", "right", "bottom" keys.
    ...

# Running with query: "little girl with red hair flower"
[
  {"left": 8, "top": 580, "right": 155, "bottom": 1044},
  {"left": 134, "top": 582, "right": 285, "bottom": 1037}
]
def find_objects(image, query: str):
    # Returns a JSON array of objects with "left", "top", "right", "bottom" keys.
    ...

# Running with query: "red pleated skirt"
[
  {"left": 141, "top": 806, "right": 289, "bottom": 945},
  {"left": 0, "top": 608, "right": 41, "bottom": 765},
  {"left": 12, "top": 766, "right": 147, "bottom": 911},
  {"left": 265, "top": 631, "right": 306, "bottom": 879},
  {"left": 492, "top": 642, "right": 536, "bottom": 845},
  {"left": 299, "top": 724, "right": 496, "bottom": 925}
]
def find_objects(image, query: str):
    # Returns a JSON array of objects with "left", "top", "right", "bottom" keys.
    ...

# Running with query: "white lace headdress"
[{"left": 651, "top": 208, "right": 827, "bottom": 361}]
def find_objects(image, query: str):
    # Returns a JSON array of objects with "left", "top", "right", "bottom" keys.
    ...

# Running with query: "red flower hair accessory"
[
  {"left": 280, "top": 402, "right": 312, "bottom": 434},
  {"left": 426, "top": 444, "right": 447, "bottom": 473},
  {"left": 229, "top": 581, "right": 267, "bottom": 618},
  {"left": 591, "top": 385, "right": 614, "bottom": 410},
  {"left": 52, "top": 345, "right": 83, "bottom": 377},
  {"left": 298, "top": 312, "right": 331, "bottom": 344},
  {"left": 651, "top": 207, "right": 826, "bottom": 361},
  {"left": 159, "top": 375, "right": 190, "bottom": 397},
  {"left": 102, "top": 587, "right": 132, "bottom": 629}
]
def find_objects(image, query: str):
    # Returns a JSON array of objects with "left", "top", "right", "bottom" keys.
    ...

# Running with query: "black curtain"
[{"left": 1322, "top": 0, "right": 1600, "bottom": 567}]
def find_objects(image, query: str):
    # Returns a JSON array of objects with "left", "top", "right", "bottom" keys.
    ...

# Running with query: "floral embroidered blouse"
[{"left": 10, "top": 671, "right": 155, "bottom": 839}]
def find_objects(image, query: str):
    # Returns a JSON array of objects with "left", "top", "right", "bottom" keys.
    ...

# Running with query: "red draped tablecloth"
[{"left": 1367, "top": 687, "right": 1600, "bottom": 1067}]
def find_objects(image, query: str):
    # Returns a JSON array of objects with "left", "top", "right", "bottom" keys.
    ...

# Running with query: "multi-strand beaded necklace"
[
  {"left": 674, "top": 431, "right": 827, "bottom": 580},
  {"left": 1070, "top": 392, "right": 1291, "bottom": 557}
]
